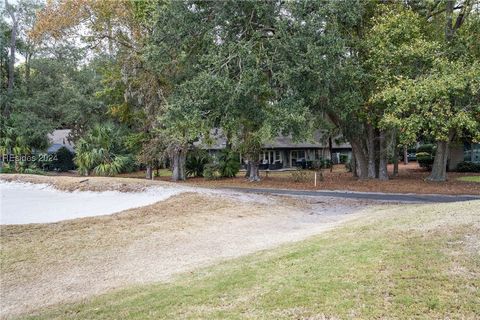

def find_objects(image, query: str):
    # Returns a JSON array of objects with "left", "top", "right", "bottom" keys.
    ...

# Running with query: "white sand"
[{"left": 0, "top": 181, "right": 185, "bottom": 225}]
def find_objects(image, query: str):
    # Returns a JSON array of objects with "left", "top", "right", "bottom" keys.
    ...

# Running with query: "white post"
[{"left": 314, "top": 172, "right": 317, "bottom": 187}]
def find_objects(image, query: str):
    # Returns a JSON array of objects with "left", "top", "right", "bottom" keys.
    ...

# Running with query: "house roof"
[
  {"left": 195, "top": 129, "right": 351, "bottom": 150},
  {"left": 47, "top": 129, "right": 75, "bottom": 153},
  {"left": 263, "top": 134, "right": 327, "bottom": 149}
]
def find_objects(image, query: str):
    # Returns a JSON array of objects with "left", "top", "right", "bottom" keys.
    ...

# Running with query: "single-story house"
[
  {"left": 195, "top": 129, "right": 352, "bottom": 170},
  {"left": 258, "top": 133, "right": 351, "bottom": 169},
  {"left": 47, "top": 129, "right": 75, "bottom": 154},
  {"left": 448, "top": 142, "right": 480, "bottom": 171},
  {"left": 464, "top": 143, "right": 480, "bottom": 163}
]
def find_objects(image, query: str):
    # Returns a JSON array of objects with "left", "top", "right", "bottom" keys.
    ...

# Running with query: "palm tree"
[
  {"left": 0, "top": 126, "right": 31, "bottom": 172},
  {"left": 74, "top": 124, "right": 132, "bottom": 176}
]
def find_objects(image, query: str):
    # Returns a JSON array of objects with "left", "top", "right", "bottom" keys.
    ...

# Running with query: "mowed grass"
[
  {"left": 21, "top": 201, "right": 480, "bottom": 320},
  {"left": 457, "top": 176, "right": 480, "bottom": 183},
  {"left": 118, "top": 168, "right": 172, "bottom": 179}
]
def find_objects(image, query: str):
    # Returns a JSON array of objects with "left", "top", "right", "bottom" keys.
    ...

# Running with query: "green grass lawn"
[
  {"left": 457, "top": 176, "right": 480, "bottom": 183},
  {"left": 22, "top": 201, "right": 480, "bottom": 320},
  {"left": 118, "top": 168, "right": 172, "bottom": 179}
]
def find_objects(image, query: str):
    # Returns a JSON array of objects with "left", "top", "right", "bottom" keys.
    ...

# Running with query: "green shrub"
[
  {"left": 417, "top": 144, "right": 435, "bottom": 154},
  {"left": 311, "top": 160, "right": 322, "bottom": 170},
  {"left": 186, "top": 148, "right": 211, "bottom": 177},
  {"left": 456, "top": 161, "right": 480, "bottom": 172},
  {"left": 74, "top": 124, "right": 133, "bottom": 176},
  {"left": 203, "top": 163, "right": 221, "bottom": 180},
  {"left": 339, "top": 154, "right": 348, "bottom": 164},
  {"left": 22, "top": 167, "right": 45, "bottom": 175},
  {"left": 417, "top": 152, "right": 434, "bottom": 169},
  {"left": 201, "top": 150, "right": 240, "bottom": 179},
  {"left": 16, "top": 161, "right": 30, "bottom": 172},
  {"left": 345, "top": 161, "right": 352, "bottom": 172},
  {"left": 291, "top": 168, "right": 310, "bottom": 182},
  {"left": 416, "top": 144, "right": 436, "bottom": 171},
  {"left": 322, "top": 159, "right": 333, "bottom": 168},
  {"left": 311, "top": 159, "right": 332, "bottom": 170},
  {"left": 218, "top": 150, "right": 240, "bottom": 178},
  {"left": 92, "top": 155, "right": 134, "bottom": 176},
  {"left": 0, "top": 163, "right": 14, "bottom": 173},
  {"left": 16, "top": 162, "right": 45, "bottom": 175},
  {"left": 416, "top": 152, "right": 432, "bottom": 159},
  {"left": 51, "top": 147, "right": 75, "bottom": 172}
]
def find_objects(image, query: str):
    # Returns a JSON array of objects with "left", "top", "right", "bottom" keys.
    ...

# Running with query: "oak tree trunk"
[
  {"left": 351, "top": 139, "right": 368, "bottom": 179},
  {"left": 378, "top": 131, "right": 389, "bottom": 180},
  {"left": 427, "top": 140, "right": 449, "bottom": 182},
  {"left": 366, "top": 124, "right": 376, "bottom": 179},
  {"left": 393, "top": 146, "right": 399, "bottom": 177},
  {"left": 25, "top": 54, "right": 31, "bottom": 95},
  {"left": 146, "top": 165, "right": 152, "bottom": 180},
  {"left": 328, "top": 136, "right": 333, "bottom": 172},
  {"left": 247, "top": 160, "right": 260, "bottom": 182},
  {"left": 391, "top": 131, "right": 399, "bottom": 177},
  {"left": 171, "top": 147, "right": 187, "bottom": 181},
  {"left": 351, "top": 152, "right": 358, "bottom": 178},
  {"left": 245, "top": 162, "right": 251, "bottom": 178}
]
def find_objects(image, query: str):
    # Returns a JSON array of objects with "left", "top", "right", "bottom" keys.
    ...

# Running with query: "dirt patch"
[{"left": 0, "top": 184, "right": 377, "bottom": 319}]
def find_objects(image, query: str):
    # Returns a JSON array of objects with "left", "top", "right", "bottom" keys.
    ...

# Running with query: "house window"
[
  {"left": 291, "top": 150, "right": 305, "bottom": 164},
  {"left": 262, "top": 150, "right": 281, "bottom": 164},
  {"left": 464, "top": 143, "right": 480, "bottom": 163},
  {"left": 262, "top": 152, "right": 269, "bottom": 164}
]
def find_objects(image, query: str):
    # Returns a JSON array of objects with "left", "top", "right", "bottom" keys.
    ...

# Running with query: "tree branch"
[
  {"left": 428, "top": 4, "right": 463, "bottom": 19},
  {"left": 453, "top": 0, "right": 473, "bottom": 31}
]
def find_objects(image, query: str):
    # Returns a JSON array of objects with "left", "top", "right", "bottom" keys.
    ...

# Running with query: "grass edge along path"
[
  {"left": 21, "top": 201, "right": 480, "bottom": 320},
  {"left": 457, "top": 176, "right": 480, "bottom": 183}
]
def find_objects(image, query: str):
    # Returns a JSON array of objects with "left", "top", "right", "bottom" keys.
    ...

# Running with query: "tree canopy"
[{"left": 1, "top": 0, "right": 479, "bottom": 181}]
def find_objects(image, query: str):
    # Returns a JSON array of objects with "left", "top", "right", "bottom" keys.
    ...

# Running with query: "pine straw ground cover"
[
  {"left": 185, "top": 163, "right": 480, "bottom": 196},
  {"left": 13, "top": 200, "right": 480, "bottom": 320}
]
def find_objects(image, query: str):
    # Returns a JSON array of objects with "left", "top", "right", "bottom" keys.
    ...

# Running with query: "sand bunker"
[{"left": 0, "top": 181, "right": 185, "bottom": 224}]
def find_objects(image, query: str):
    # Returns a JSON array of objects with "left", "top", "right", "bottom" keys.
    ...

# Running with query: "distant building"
[
  {"left": 47, "top": 129, "right": 75, "bottom": 153},
  {"left": 463, "top": 143, "right": 480, "bottom": 163},
  {"left": 195, "top": 129, "right": 352, "bottom": 170},
  {"left": 449, "top": 142, "right": 480, "bottom": 171}
]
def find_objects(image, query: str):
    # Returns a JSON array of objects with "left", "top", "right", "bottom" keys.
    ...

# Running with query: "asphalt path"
[{"left": 223, "top": 187, "right": 480, "bottom": 203}]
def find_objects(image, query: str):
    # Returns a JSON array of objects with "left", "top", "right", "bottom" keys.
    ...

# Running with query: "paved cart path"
[{"left": 223, "top": 187, "right": 480, "bottom": 203}]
